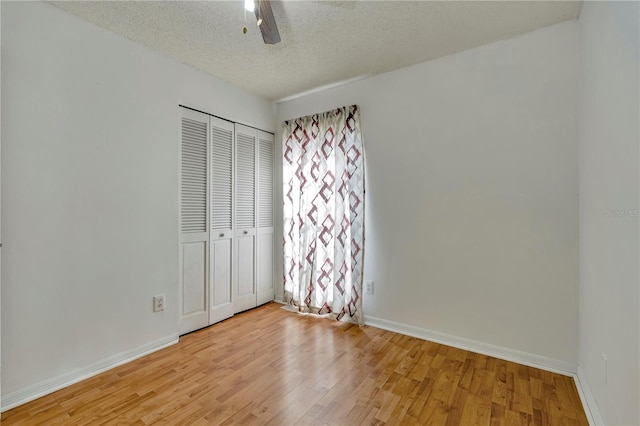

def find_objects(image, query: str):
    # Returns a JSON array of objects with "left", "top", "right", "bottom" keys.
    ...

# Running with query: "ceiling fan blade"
[{"left": 255, "top": 0, "right": 280, "bottom": 44}]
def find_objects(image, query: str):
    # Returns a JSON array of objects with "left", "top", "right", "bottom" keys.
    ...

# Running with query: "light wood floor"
[{"left": 2, "top": 303, "right": 588, "bottom": 425}]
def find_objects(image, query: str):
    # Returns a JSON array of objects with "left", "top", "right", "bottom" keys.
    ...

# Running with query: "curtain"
[{"left": 282, "top": 105, "right": 364, "bottom": 324}]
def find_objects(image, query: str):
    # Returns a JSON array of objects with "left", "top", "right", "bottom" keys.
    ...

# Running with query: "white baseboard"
[
  {"left": 363, "top": 315, "right": 578, "bottom": 376},
  {"left": 574, "top": 367, "right": 604, "bottom": 426},
  {"left": 273, "top": 295, "right": 285, "bottom": 304},
  {"left": 365, "top": 314, "right": 602, "bottom": 423},
  {"left": 1, "top": 334, "right": 179, "bottom": 412}
]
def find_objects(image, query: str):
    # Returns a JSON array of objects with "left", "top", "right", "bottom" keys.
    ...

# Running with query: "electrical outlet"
[
  {"left": 365, "top": 280, "right": 374, "bottom": 295},
  {"left": 153, "top": 294, "right": 165, "bottom": 312},
  {"left": 602, "top": 353, "right": 608, "bottom": 384}
]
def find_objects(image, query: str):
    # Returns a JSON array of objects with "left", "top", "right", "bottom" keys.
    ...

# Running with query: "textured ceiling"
[{"left": 49, "top": 1, "right": 581, "bottom": 101}]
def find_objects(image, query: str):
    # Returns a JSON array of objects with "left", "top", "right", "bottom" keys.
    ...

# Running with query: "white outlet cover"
[
  {"left": 153, "top": 295, "right": 165, "bottom": 312},
  {"left": 365, "top": 280, "right": 374, "bottom": 294}
]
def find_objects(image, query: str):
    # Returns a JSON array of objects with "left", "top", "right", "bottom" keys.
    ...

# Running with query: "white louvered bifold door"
[
  {"left": 256, "top": 131, "right": 275, "bottom": 305},
  {"left": 179, "top": 108, "right": 210, "bottom": 334},
  {"left": 233, "top": 124, "right": 257, "bottom": 313},
  {"left": 209, "top": 117, "right": 235, "bottom": 324}
]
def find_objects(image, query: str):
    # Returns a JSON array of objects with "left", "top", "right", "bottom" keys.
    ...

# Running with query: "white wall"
[
  {"left": 578, "top": 2, "right": 639, "bottom": 424},
  {"left": 277, "top": 21, "right": 580, "bottom": 365},
  {"left": 1, "top": 1, "right": 274, "bottom": 403}
]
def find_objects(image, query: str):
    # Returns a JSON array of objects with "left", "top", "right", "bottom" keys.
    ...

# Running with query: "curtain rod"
[{"left": 179, "top": 104, "right": 275, "bottom": 135}]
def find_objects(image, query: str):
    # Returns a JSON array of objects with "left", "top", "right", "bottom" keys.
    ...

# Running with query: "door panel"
[
  {"left": 256, "top": 131, "right": 275, "bottom": 305},
  {"left": 233, "top": 124, "right": 257, "bottom": 313},
  {"left": 180, "top": 241, "right": 208, "bottom": 334},
  {"left": 209, "top": 117, "right": 235, "bottom": 325},
  {"left": 234, "top": 234, "right": 256, "bottom": 313},
  {"left": 235, "top": 128, "right": 256, "bottom": 230},
  {"left": 257, "top": 232, "right": 274, "bottom": 305},
  {"left": 210, "top": 119, "right": 233, "bottom": 231},
  {"left": 258, "top": 133, "right": 274, "bottom": 229},
  {"left": 210, "top": 237, "right": 233, "bottom": 324},
  {"left": 180, "top": 116, "right": 208, "bottom": 234},
  {"left": 179, "top": 108, "right": 209, "bottom": 335}
]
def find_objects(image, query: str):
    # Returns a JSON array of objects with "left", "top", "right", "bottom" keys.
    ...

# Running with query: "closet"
[{"left": 179, "top": 107, "right": 274, "bottom": 335}]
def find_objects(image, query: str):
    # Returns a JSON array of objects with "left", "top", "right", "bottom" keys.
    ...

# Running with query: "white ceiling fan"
[{"left": 245, "top": 0, "right": 281, "bottom": 44}]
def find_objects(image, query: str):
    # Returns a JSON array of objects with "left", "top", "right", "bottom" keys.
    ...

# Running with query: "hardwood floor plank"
[{"left": 1, "top": 303, "right": 588, "bottom": 425}]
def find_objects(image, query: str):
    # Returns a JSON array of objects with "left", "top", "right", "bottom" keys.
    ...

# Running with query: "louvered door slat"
[
  {"left": 235, "top": 132, "right": 256, "bottom": 229},
  {"left": 181, "top": 117, "right": 207, "bottom": 233},
  {"left": 258, "top": 136, "right": 274, "bottom": 228},
  {"left": 210, "top": 125, "right": 233, "bottom": 231}
]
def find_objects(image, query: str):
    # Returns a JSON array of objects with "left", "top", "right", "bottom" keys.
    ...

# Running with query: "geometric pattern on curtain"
[{"left": 282, "top": 105, "right": 364, "bottom": 324}]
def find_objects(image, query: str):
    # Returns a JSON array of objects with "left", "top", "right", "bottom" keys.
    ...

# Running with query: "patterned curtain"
[{"left": 282, "top": 105, "right": 365, "bottom": 324}]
